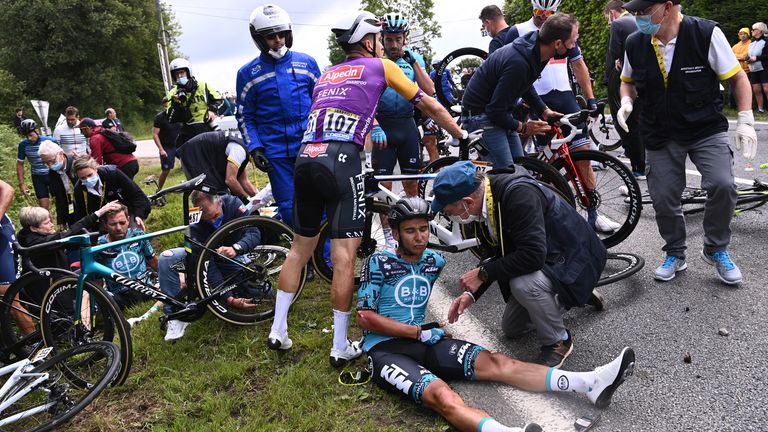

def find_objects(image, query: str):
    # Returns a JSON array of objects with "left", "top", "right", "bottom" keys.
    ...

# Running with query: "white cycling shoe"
[
  {"left": 593, "top": 214, "right": 621, "bottom": 233},
  {"left": 267, "top": 331, "right": 293, "bottom": 351},
  {"left": 164, "top": 320, "right": 190, "bottom": 342},
  {"left": 330, "top": 339, "right": 363, "bottom": 368},
  {"left": 587, "top": 347, "right": 636, "bottom": 409}
]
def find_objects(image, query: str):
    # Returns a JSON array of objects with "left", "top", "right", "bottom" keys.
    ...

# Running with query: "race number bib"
[
  {"left": 304, "top": 108, "right": 360, "bottom": 143},
  {"left": 189, "top": 207, "right": 202, "bottom": 225}
]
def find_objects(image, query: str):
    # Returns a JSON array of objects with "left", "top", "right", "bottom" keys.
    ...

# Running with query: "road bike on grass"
[
  {"left": 24, "top": 174, "right": 305, "bottom": 386},
  {"left": 0, "top": 341, "right": 120, "bottom": 431}
]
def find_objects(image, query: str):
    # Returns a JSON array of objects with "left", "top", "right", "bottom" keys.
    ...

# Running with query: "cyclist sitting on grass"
[
  {"left": 158, "top": 190, "right": 261, "bottom": 342},
  {"left": 356, "top": 197, "right": 635, "bottom": 432}
]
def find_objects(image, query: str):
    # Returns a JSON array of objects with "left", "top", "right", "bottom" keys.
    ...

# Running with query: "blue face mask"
[
  {"left": 177, "top": 76, "right": 189, "bottom": 86},
  {"left": 635, "top": 15, "right": 661, "bottom": 35},
  {"left": 50, "top": 161, "right": 64, "bottom": 172},
  {"left": 83, "top": 175, "right": 99, "bottom": 189}
]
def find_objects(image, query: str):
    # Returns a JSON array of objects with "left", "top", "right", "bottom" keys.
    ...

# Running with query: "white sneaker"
[
  {"left": 164, "top": 320, "right": 190, "bottom": 342},
  {"left": 619, "top": 185, "right": 629, "bottom": 197},
  {"left": 593, "top": 214, "right": 621, "bottom": 233},
  {"left": 267, "top": 331, "right": 293, "bottom": 350},
  {"left": 587, "top": 347, "right": 635, "bottom": 409},
  {"left": 330, "top": 339, "right": 363, "bottom": 368}
]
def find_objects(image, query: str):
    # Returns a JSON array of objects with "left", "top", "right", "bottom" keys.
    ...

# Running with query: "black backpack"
[{"left": 99, "top": 129, "right": 137, "bottom": 154}]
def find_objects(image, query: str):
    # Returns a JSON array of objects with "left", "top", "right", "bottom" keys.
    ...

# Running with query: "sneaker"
[
  {"left": 593, "top": 215, "right": 621, "bottom": 233},
  {"left": 164, "top": 320, "right": 190, "bottom": 342},
  {"left": 267, "top": 331, "right": 293, "bottom": 350},
  {"left": 330, "top": 339, "right": 363, "bottom": 368},
  {"left": 619, "top": 185, "right": 630, "bottom": 197},
  {"left": 587, "top": 289, "right": 605, "bottom": 311},
  {"left": 536, "top": 330, "right": 573, "bottom": 368},
  {"left": 587, "top": 347, "right": 636, "bottom": 409},
  {"left": 653, "top": 255, "right": 687, "bottom": 281},
  {"left": 632, "top": 171, "right": 646, "bottom": 180},
  {"left": 700, "top": 250, "right": 742, "bottom": 285}
]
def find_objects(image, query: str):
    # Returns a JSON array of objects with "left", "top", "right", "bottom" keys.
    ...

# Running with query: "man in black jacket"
[
  {"left": 38, "top": 141, "right": 79, "bottom": 230},
  {"left": 433, "top": 161, "right": 607, "bottom": 368}
]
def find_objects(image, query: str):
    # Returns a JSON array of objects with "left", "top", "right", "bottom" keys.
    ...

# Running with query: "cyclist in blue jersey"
[
  {"left": 0, "top": 180, "right": 19, "bottom": 303},
  {"left": 17, "top": 119, "right": 55, "bottom": 210},
  {"left": 357, "top": 197, "right": 635, "bottom": 432},
  {"left": 236, "top": 4, "right": 321, "bottom": 228}
]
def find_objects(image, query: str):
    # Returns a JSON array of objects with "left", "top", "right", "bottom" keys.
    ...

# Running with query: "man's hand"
[
  {"left": 541, "top": 108, "right": 563, "bottom": 122},
  {"left": 216, "top": 246, "right": 237, "bottom": 258},
  {"left": 135, "top": 216, "right": 146, "bottom": 231},
  {"left": 423, "top": 117, "right": 439, "bottom": 133},
  {"left": 418, "top": 327, "right": 446, "bottom": 345},
  {"left": 158, "top": 148, "right": 168, "bottom": 158},
  {"left": 525, "top": 119, "right": 552, "bottom": 135},
  {"left": 447, "top": 292, "right": 475, "bottom": 323},
  {"left": 459, "top": 267, "right": 484, "bottom": 293},
  {"left": 587, "top": 98, "right": 598, "bottom": 112},
  {"left": 250, "top": 149, "right": 273, "bottom": 173},
  {"left": 447, "top": 130, "right": 482, "bottom": 147},
  {"left": 402, "top": 49, "right": 416, "bottom": 66},
  {"left": 734, "top": 110, "right": 758, "bottom": 160},
  {"left": 228, "top": 296, "right": 257, "bottom": 310},
  {"left": 616, "top": 96, "right": 634, "bottom": 133},
  {"left": 371, "top": 125, "right": 387, "bottom": 150},
  {"left": 19, "top": 184, "right": 29, "bottom": 196},
  {"left": 614, "top": 59, "right": 622, "bottom": 71}
]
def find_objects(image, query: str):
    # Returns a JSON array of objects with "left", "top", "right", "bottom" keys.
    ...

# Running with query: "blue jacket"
[
  {"left": 190, "top": 195, "right": 261, "bottom": 253},
  {"left": 429, "top": 69, "right": 455, "bottom": 105},
  {"left": 235, "top": 50, "right": 320, "bottom": 158}
]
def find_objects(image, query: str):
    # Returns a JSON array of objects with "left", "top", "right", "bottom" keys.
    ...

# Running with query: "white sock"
[
  {"left": 270, "top": 290, "right": 295, "bottom": 336},
  {"left": 365, "top": 151, "right": 372, "bottom": 166},
  {"left": 478, "top": 418, "right": 515, "bottom": 431},
  {"left": 545, "top": 367, "right": 595, "bottom": 394},
  {"left": 332, "top": 309, "right": 351, "bottom": 351}
]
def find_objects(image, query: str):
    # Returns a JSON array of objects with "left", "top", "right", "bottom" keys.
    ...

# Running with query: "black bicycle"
[{"left": 639, "top": 179, "right": 768, "bottom": 215}]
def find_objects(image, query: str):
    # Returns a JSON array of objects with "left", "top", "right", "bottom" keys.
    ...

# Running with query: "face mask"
[
  {"left": 83, "top": 174, "right": 99, "bottom": 189},
  {"left": 268, "top": 46, "right": 288, "bottom": 59},
  {"left": 177, "top": 76, "right": 189, "bottom": 86},
  {"left": 50, "top": 161, "right": 64, "bottom": 172},
  {"left": 447, "top": 202, "right": 481, "bottom": 225},
  {"left": 635, "top": 16, "right": 661, "bottom": 35},
  {"left": 553, "top": 42, "right": 569, "bottom": 60}
]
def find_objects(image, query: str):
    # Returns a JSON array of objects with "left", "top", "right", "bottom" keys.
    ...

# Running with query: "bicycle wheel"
[
  {"left": 311, "top": 201, "right": 390, "bottom": 285},
  {"left": 0, "top": 269, "right": 76, "bottom": 362},
  {"left": 39, "top": 277, "right": 132, "bottom": 386},
  {"left": 433, "top": 47, "right": 487, "bottom": 112},
  {"left": 195, "top": 215, "right": 305, "bottom": 324},
  {"left": 734, "top": 192, "right": 768, "bottom": 213},
  {"left": 551, "top": 150, "right": 642, "bottom": 248},
  {"left": 0, "top": 341, "right": 121, "bottom": 432},
  {"left": 596, "top": 252, "right": 645, "bottom": 287},
  {"left": 588, "top": 104, "right": 622, "bottom": 152}
]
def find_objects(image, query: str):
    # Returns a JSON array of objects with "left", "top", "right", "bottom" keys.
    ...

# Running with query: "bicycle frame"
[
  {"left": 0, "top": 348, "right": 55, "bottom": 426},
  {"left": 535, "top": 117, "right": 593, "bottom": 209}
]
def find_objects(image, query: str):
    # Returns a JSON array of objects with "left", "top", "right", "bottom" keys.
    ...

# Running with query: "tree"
[{"left": 325, "top": 0, "right": 441, "bottom": 65}]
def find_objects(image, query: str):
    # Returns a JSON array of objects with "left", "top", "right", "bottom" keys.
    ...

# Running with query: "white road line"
[
  {"left": 427, "top": 281, "right": 576, "bottom": 431},
  {"left": 685, "top": 168, "right": 754, "bottom": 186}
]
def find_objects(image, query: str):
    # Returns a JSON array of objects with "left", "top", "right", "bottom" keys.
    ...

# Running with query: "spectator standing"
[
  {"left": 733, "top": 27, "right": 752, "bottom": 73},
  {"left": 17, "top": 119, "right": 55, "bottom": 210},
  {"left": 53, "top": 106, "right": 89, "bottom": 157},
  {"left": 480, "top": 5, "right": 511, "bottom": 54},
  {"left": 747, "top": 22, "right": 768, "bottom": 113},
  {"left": 12, "top": 108, "right": 26, "bottom": 135},
  {"left": 38, "top": 141, "right": 80, "bottom": 230},
  {"left": 101, "top": 108, "right": 124, "bottom": 132},
  {"left": 152, "top": 99, "right": 182, "bottom": 190},
  {"left": 77, "top": 117, "right": 139, "bottom": 180}
]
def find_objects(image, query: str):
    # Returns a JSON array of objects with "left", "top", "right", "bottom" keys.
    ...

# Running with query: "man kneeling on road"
[
  {"left": 357, "top": 197, "right": 634, "bottom": 432},
  {"left": 433, "top": 161, "right": 607, "bottom": 368}
]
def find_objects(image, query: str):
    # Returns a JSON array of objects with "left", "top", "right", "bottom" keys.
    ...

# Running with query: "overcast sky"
[{"left": 165, "top": 0, "right": 507, "bottom": 94}]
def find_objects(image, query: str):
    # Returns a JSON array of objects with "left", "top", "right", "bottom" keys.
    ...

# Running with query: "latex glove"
[
  {"left": 371, "top": 125, "right": 387, "bottom": 149},
  {"left": 587, "top": 98, "right": 598, "bottom": 112},
  {"left": 447, "top": 130, "right": 481, "bottom": 147},
  {"left": 419, "top": 327, "right": 446, "bottom": 345},
  {"left": 616, "top": 96, "right": 633, "bottom": 133},
  {"left": 734, "top": 111, "right": 758, "bottom": 160},
  {"left": 402, "top": 48, "right": 416, "bottom": 66},
  {"left": 250, "top": 148, "right": 273, "bottom": 173}
]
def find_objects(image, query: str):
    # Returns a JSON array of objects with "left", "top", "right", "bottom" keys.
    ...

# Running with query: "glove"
[
  {"left": 616, "top": 96, "right": 633, "bottom": 133},
  {"left": 423, "top": 118, "right": 439, "bottom": 133},
  {"left": 402, "top": 49, "right": 416, "bottom": 66},
  {"left": 419, "top": 327, "right": 446, "bottom": 345},
  {"left": 371, "top": 125, "right": 387, "bottom": 146},
  {"left": 447, "top": 130, "right": 481, "bottom": 147},
  {"left": 250, "top": 148, "right": 273, "bottom": 173},
  {"left": 734, "top": 110, "right": 758, "bottom": 160},
  {"left": 587, "top": 98, "right": 598, "bottom": 112}
]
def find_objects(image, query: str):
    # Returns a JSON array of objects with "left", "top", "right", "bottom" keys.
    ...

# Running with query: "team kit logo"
[
  {"left": 318, "top": 65, "right": 365, "bottom": 85},
  {"left": 302, "top": 143, "right": 328, "bottom": 158},
  {"left": 111, "top": 251, "right": 142, "bottom": 275}
]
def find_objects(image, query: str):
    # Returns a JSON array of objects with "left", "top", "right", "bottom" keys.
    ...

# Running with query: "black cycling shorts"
[
  {"left": 367, "top": 337, "right": 486, "bottom": 404},
  {"left": 293, "top": 141, "right": 365, "bottom": 239},
  {"left": 373, "top": 117, "right": 421, "bottom": 175}
]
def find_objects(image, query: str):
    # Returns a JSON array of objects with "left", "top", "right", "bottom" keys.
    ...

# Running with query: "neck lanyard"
[
  {"left": 484, "top": 178, "right": 502, "bottom": 252},
  {"left": 651, "top": 34, "right": 669, "bottom": 88},
  {"left": 83, "top": 183, "right": 106, "bottom": 213}
]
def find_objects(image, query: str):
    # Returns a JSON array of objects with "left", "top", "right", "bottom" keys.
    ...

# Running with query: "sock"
[
  {"left": 332, "top": 309, "right": 351, "bottom": 352},
  {"left": 478, "top": 417, "right": 516, "bottom": 431},
  {"left": 545, "top": 367, "right": 595, "bottom": 394},
  {"left": 365, "top": 151, "right": 372, "bottom": 167},
  {"left": 270, "top": 290, "right": 295, "bottom": 336}
]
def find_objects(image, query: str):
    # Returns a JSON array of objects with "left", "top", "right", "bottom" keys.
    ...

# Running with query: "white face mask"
[
  {"left": 447, "top": 202, "right": 480, "bottom": 225},
  {"left": 268, "top": 46, "right": 288, "bottom": 59}
]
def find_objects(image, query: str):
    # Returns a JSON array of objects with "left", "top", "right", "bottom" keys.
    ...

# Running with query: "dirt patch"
[{"left": 68, "top": 387, "right": 167, "bottom": 432}]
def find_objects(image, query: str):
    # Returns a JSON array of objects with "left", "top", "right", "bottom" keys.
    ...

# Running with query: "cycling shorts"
[
  {"left": 535, "top": 90, "right": 590, "bottom": 151},
  {"left": 160, "top": 145, "right": 177, "bottom": 170},
  {"left": 373, "top": 116, "right": 421, "bottom": 175},
  {"left": 293, "top": 141, "right": 365, "bottom": 238},
  {"left": 367, "top": 337, "right": 486, "bottom": 404},
  {"left": 0, "top": 215, "right": 19, "bottom": 285},
  {"left": 31, "top": 174, "right": 51, "bottom": 199}
]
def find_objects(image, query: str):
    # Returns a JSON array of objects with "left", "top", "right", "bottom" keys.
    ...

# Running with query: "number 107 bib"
[{"left": 304, "top": 108, "right": 361, "bottom": 143}]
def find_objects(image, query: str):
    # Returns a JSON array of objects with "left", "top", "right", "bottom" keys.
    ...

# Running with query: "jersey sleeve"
[
  {"left": 709, "top": 27, "right": 741, "bottom": 80},
  {"left": 567, "top": 40, "right": 583, "bottom": 62},
  {"left": 356, "top": 255, "right": 383, "bottom": 312},
  {"left": 381, "top": 58, "right": 425, "bottom": 105},
  {"left": 225, "top": 143, "right": 247, "bottom": 168},
  {"left": 17, "top": 141, "right": 26, "bottom": 161}
]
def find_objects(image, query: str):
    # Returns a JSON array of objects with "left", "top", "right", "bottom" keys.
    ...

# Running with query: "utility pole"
[{"left": 156, "top": 0, "right": 171, "bottom": 93}]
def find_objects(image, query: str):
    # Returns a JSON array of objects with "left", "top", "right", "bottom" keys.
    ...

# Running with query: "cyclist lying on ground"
[
  {"left": 158, "top": 190, "right": 261, "bottom": 342},
  {"left": 356, "top": 197, "right": 635, "bottom": 432}
]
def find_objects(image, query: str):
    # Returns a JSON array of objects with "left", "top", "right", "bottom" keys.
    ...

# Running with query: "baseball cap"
[
  {"left": 739, "top": 27, "right": 750, "bottom": 34},
  {"left": 623, "top": 0, "right": 680, "bottom": 12},
  {"left": 76, "top": 117, "right": 98, "bottom": 128},
  {"left": 430, "top": 161, "right": 481, "bottom": 213}
]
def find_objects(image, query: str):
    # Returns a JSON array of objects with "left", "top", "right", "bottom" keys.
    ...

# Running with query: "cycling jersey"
[
  {"left": 302, "top": 57, "right": 425, "bottom": 147},
  {"left": 357, "top": 249, "right": 445, "bottom": 352},
  {"left": 177, "top": 130, "right": 249, "bottom": 193},
  {"left": 53, "top": 124, "right": 88, "bottom": 157},
  {"left": 97, "top": 228, "right": 154, "bottom": 295},
  {"left": 18, "top": 136, "right": 56, "bottom": 176},
  {"left": 0, "top": 215, "right": 19, "bottom": 285},
  {"left": 377, "top": 49, "right": 426, "bottom": 118}
]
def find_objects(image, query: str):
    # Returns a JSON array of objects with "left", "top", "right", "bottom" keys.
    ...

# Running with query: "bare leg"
[
  {"left": 329, "top": 237, "right": 362, "bottom": 311},
  {"left": 422, "top": 380, "right": 501, "bottom": 432},
  {"left": 38, "top": 197, "right": 50, "bottom": 210},
  {"left": 753, "top": 83, "right": 764, "bottom": 111},
  {"left": 473, "top": 351, "right": 548, "bottom": 392},
  {"left": 277, "top": 234, "right": 318, "bottom": 295},
  {"left": 0, "top": 284, "right": 35, "bottom": 335},
  {"left": 422, "top": 135, "right": 439, "bottom": 162},
  {"left": 158, "top": 169, "right": 170, "bottom": 190}
]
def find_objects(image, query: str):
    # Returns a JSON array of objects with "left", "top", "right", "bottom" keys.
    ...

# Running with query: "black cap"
[{"left": 623, "top": 0, "right": 680, "bottom": 12}]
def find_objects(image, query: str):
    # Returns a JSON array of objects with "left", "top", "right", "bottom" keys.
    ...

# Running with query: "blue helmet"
[{"left": 382, "top": 12, "right": 409, "bottom": 34}]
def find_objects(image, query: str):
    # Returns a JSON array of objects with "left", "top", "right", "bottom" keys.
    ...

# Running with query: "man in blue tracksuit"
[{"left": 236, "top": 4, "right": 320, "bottom": 228}]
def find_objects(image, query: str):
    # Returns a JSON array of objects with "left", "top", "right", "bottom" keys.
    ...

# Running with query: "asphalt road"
[{"left": 426, "top": 121, "right": 768, "bottom": 431}]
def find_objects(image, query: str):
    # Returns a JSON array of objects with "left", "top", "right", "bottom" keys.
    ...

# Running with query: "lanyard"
[
  {"left": 83, "top": 184, "right": 106, "bottom": 214},
  {"left": 651, "top": 34, "right": 669, "bottom": 88}
]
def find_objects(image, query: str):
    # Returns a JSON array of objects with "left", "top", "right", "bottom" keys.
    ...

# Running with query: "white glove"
[
  {"left": 734, "top": 110, "right": 758, "bottom": 160},
  {"left": 616, "top": 96, "right": 633, "bottom": 133},
  {"left": 447, "top": 130, "right": 469, "bottom": 147}
]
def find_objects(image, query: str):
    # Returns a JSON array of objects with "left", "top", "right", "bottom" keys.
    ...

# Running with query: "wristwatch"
[
  {"left": 478, "top": 265, "right": 489, "bottom": 283},
  {"left": 232, "top": 243, "right": 243, "bottom": 255}
]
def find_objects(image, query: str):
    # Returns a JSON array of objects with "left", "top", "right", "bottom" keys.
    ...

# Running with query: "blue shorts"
[
  {"left": 0, "top": 215, "right": 19, "bottom": 284},
  {"left": 373, "top": 116, "right": 421, "bottom": 175},
  {"left": 31, "top": 174, "right": 51, "bottom": 199},
  {"left": 160, "top": 146, "right": 177, "bottom": 171}
]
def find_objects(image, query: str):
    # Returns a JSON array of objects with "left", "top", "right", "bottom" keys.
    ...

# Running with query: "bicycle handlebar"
[
  {"left": 548, "top": 107, "right": 597, "bottom": 147},
  {"left": 13, "top": 232, "right": 98, "bottom": 276},
  {"left": 148, "top": 174, "right": 207, "bottom": 200}
]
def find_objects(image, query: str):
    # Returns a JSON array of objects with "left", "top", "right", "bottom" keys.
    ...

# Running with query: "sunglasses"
[{"left": 533, "top": 8, "right": 555, "bottom": 17}]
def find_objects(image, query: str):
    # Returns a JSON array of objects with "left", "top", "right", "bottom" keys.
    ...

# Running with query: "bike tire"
[
  {"left": 0, "top": 269, "right": 76, "bottom": 362},
  {"left": 434, "top": 47, "right": 487, "bottom": 111},
  {"left": 596, "top": 252, "right": 645, "bottom": 287},
  {"left": 39, "top": 277, "right": 132, "bottom": 386},
  {"left": 311, "top": 201, "right": 390, "bottom": 285},
  {"left": 0, "top": 341, "right": 121, "bottom": 432},
  {"left": 195, "top": 215, "right": 305, "bottom": 324},
  {"left": 733, "top": 192, "right": 768, "bottom": 214},
  {"left": 551, "top": 150, "right": 642, "bottom": 248}
]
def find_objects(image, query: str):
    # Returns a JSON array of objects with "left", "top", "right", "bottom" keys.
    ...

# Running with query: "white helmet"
[
  {"left": 249, "top": 4, "right": 293, "bottom": 53},
  {"left": 331, "top": 11, "right": 382, "bottom": 45},
  {"left": 531, "top": 0, "right": 561, "bottom": 10},
  {"left": 169, "top": 58, "right": 191, "bottom": 78}
]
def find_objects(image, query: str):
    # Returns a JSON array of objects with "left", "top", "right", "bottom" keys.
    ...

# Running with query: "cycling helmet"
[
  {"left": 249, "top": 4, "right": 293, "bottom": 53},
  {"left": 19, "top": 119, "right": 37, "bottom": 135},
  {"left": 332, "top": 11, "right": 382, "bottom": 45},
  {"left": 382, "top": 12, "right": 409, "bottom": 34},
  {"left": 431, "top": 57, "right": 441, "bottom": 66},
  {"left": 531, "top": 0, "right": 561, "bottom": 10},
  {"left": 169, "top": 58, "right": 191, "bottom": 78},
  {"left": 387, "top": 197, "right": 433, "bottom": 228}
]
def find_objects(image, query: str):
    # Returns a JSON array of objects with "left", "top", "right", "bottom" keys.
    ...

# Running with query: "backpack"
[{"left": 99, "top": 129, "right": 136, "bottom": 154}]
